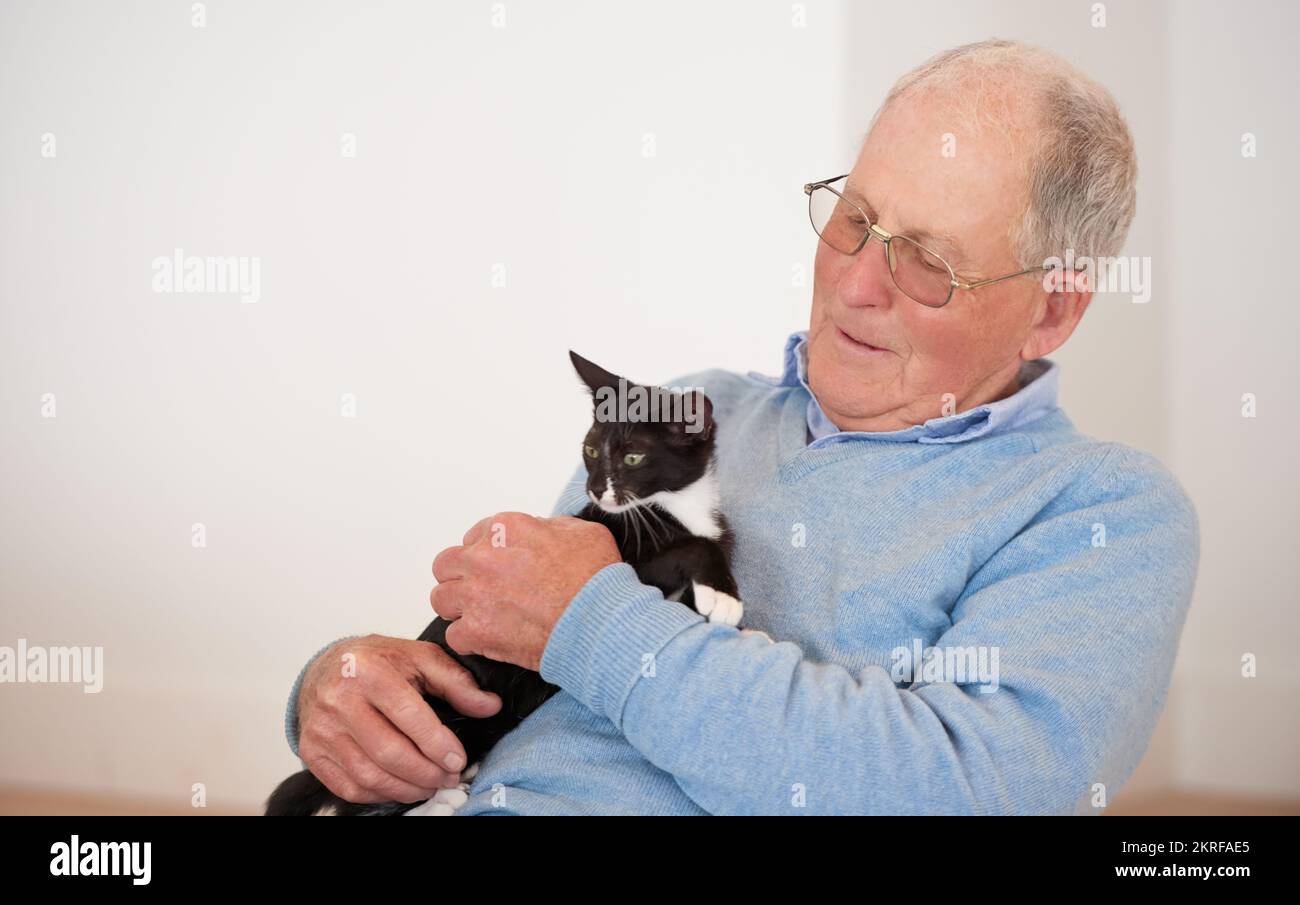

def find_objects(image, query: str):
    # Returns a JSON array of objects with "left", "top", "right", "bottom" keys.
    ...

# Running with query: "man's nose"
[{"left": 836, "top": 235, "right": 896, "bottom": 309}]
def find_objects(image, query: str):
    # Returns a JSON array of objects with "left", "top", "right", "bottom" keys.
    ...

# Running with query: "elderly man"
[{"left": 282, "top": 39, "right": 1198, "bottom": 815}]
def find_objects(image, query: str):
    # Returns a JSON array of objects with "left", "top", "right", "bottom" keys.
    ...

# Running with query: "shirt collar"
[{"left": 747, "top": 330, "right": 1060, "bottom": 447}]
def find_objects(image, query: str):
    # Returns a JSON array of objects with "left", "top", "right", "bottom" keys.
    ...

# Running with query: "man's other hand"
[{"left": 297, "top": 634, "right": 502, "bottom": 804}]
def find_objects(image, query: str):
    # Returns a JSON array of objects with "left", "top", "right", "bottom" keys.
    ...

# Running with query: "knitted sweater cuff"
[{"left": 284, "top": 636, "right": 359, "bottom": 758}]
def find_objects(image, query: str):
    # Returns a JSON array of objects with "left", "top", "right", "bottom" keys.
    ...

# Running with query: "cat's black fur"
[{"left": 266, "top": 351, "right": 742, "bottom": 815}]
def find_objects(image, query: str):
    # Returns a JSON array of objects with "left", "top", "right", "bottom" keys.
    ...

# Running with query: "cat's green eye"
[
  {"left": 623, "top": 453, "right": 646, "bottom": 467},
  {"left": 583, "top": 445, "right": 599, "bottom": 459}
]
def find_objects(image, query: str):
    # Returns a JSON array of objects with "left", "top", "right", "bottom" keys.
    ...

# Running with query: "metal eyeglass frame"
[{"left": 804, "top": 174, "right": 1048, "bottom": 308}]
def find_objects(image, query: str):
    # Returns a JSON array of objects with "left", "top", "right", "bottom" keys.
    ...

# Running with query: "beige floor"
[
  {"left": 1, "top": 784, "right": 1296, "bottom": 816},
  {"left": 1105, "top": 791, "right": 1300, "bottom": 816},
  {"left": 0, "top": 786, "right": 255, "bottom": 816}
]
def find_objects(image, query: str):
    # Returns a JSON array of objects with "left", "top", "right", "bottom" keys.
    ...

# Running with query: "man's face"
[{"left": 806, "top": 92, "right": 1046, "bottom": 431}]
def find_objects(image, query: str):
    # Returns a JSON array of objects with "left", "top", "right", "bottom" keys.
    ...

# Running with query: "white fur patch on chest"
[{"left": 648, "top": 471, "right": 723, "bottom": 539}]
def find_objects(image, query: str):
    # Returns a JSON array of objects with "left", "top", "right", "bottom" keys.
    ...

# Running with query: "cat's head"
[{"left": 569, "top": 350, "right": 716, "bottom": 513}]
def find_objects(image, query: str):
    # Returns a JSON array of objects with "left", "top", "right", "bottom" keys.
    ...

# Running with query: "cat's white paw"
[
  {"left": 693, "top": 582, "right": 744, "bottom": 627},
  {"left": 740, "top": 628, "right": 774, "bottom": 643},
  {"left": 404, "top": 761, "right": 479, "bottom": 816},
  {"left": 405, "top": 787, "right": 467, "bottom": 817}
]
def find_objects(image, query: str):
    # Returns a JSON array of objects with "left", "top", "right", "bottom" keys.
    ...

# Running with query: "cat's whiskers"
[
  {"left": 636, "top": 496, "right": 673, "bottom": 541},
  {"left": 623, "top": 490, "right": 665, "bottom": 551},
  {"left": 626, "top": 490, "right": 671, "bottom": 546},
  {"left": 621, "top": 507, "right": 644, "bottom": 561}
]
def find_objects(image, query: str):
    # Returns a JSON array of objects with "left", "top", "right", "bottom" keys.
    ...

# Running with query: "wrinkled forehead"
[{"left": 850, "top": 91, "right": 1035, "bottom": 268}]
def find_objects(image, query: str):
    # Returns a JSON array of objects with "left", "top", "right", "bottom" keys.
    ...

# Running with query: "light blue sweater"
[{"left": 284, "top": 332, "right": 1199, "bottom": 815}]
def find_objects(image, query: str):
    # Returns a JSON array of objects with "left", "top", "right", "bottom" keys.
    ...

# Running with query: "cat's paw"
[
  {"left": 404, "top": 762, "right": 479, "bottom": 816},
  {"left": 692, "top": 582, "right": 743, "bottom": 627},
  {"left": 405, "top": 787, "right": 468, "bottom": 817},
  {"left": 740, "top": 628, "right": 774, "bottom": 643},
  {"left": 407, "top": 787, "right": 467, "bottom": 817}
]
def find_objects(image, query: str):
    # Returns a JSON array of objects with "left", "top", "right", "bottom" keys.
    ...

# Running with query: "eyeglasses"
[{"left": 804, "top": 174, "right": 1047, "bottom": 308}]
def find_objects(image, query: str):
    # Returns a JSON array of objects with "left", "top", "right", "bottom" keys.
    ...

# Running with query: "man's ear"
[
  {"left": 569, "top": 350, "right": 622, "bottom": 395},
  {"left": 1020, "top": 269, "right": 1094, "bottom": 361}
]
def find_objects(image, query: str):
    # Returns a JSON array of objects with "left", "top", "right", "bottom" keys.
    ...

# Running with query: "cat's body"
[{"left": 265, "top": 351, "right": 745, "bottom": 816}]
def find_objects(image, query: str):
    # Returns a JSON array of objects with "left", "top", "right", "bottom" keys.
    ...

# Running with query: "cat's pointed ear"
[
  {"left": 666, "top": 389, "right": 715, "bottom": 442},
  {"left": 569, "top": 350, "right": 622, "bottom": 395}
]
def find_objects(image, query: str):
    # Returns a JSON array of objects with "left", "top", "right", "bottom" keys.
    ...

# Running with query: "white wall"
[
  {"left": 1, "top": 0, "right": 1295, "bottom": 811},
  {"left": 1161, "top": 0, "right": 1300, "bottom": 796},
  {"left": 0, "top": 0, "right": 845, "bottom": 810}
]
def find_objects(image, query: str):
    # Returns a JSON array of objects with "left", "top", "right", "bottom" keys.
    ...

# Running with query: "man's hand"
[
  {"left": 297, "top": 634, "right": 503, "bottom": 804},
  {"left": 431, "top": 512, "right": 622, "bottom": 672}
]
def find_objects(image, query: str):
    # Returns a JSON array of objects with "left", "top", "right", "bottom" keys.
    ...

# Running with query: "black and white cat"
[{"left": 265, "top": 351, "right": 746, "bottom": 816}]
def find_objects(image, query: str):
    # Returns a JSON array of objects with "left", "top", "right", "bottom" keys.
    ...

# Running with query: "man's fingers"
[
  {"left": 348, "top": 696, "right": 457, "bottom": 791},
  {"left": 333, "top": 733, "right": 438, "bottom": 804},
  {"left": 366, "top": 669, "right": 472, "bottom": 778},
  {"left": 443, "top": 618, "right": 475, "bottom": 658},
  {"left": 307, "top": 752, "right": 378, "bottom": 804},
  {"left": 461, "top": 515, "right": 497, "bottom": 547},
  {"left": 429, "top": 580, "right": 466, "bottom": 620},
  {"left": 431, "top": 545, "right": 467, "bottom": 583},
  {"left": 443, "top": 619, "right": 505, "bottom": 663},
  {"left": 410, "top": 641, "right": 502, "bottom": 720}
]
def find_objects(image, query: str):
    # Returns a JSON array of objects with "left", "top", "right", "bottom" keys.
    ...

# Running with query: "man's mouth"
[{"left": 834, "top": 326, "right": 891, "bottom": 355}]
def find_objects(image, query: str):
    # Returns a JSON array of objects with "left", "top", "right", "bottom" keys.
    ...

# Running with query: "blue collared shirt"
[{"left": 747, "top": 330, "right": 1061, "bottom": 447}]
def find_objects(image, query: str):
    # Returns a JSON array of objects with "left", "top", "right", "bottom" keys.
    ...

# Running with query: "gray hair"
[{"left": 866, "top": 39, "right": 1137, "bottom": 267}]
